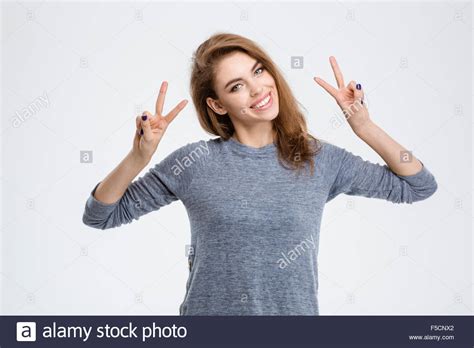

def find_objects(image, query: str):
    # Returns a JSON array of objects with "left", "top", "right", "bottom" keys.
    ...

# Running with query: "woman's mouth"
[{"left": 250, "top": 92, "right": 273, "bottom": 111}]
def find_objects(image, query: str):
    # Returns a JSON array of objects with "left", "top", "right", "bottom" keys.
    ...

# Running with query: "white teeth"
[{"left": 252, "top": 94, "right": 271, "bottom": 109}]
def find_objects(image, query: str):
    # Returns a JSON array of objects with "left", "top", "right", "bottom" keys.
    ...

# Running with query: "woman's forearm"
[
  {"left": 93, "top": 150, "right": 151, "bottom": 204},
  {"left": 354, "top": 120, "right": 423, "bottom": 176}
]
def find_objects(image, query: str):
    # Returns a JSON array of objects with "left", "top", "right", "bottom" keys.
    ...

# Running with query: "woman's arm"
[
  {"left": 94, "top": 81, "right": 187, "bottom": 205},
  {"left": 315, "top": 57, "right": 437, "bottom": 204},
  {"left": 314, "top": 56, "right": 425, "bottom": 176},
  {"left": 93, "top": 150, "right": 150, "bottom": 205},
  {"left": 83, "top": 139, "right": 206, "bottom": 230},
  {"left": 83, "top": 150, "right": 182, "bottom": 230},
  {"left": 354, "top": 120, "right": 422, "bottom": 176},
  {"left": 324, "top": 141, "right": 437, "bottom": 204},
  {"left": 83, "top": 81, "right": 189, "bottom": 229}
]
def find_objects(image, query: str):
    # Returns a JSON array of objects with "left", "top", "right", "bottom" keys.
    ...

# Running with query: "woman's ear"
[{"left": 206, "top": 97, "right": 227, "bottom": 115}]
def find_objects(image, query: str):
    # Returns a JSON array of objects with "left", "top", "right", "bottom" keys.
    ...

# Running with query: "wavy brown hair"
[{"left": 189, "top": 32, "right": 321, "bottom": 175}]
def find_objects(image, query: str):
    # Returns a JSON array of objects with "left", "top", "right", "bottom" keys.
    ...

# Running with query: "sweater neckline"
[{"left": 223, "top": 137, "right": 277, "bottom": 157}]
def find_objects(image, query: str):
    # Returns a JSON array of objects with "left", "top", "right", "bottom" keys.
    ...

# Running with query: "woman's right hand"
[{"left": 132, "top": 81, "right": 188, "bottom": 163}]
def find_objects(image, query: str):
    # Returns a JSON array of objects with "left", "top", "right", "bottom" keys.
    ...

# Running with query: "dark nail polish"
[
  {"left": 142, "top": 115, "right": 147, "bottom": 121},
  {"left": 140, "top": 129, "right": 144, "bottom": 135},
  {"left": 356, "top": 83, "right": 362, "bottom": 90},
  {"left": 361, "top": 100, "right": 364, "bottom": 104}
]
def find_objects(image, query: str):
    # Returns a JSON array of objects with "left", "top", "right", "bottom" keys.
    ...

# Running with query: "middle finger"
[
  {"left": 329, "top": 56, "right": 344, "bottom": 89},
  {"left": 155, "top": 81, "right": 168, "bottom": 116}
]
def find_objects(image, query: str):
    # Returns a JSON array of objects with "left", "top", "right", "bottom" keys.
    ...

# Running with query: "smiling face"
[{"left": 206, "top": 51, "right": 279, "bottom": 127}]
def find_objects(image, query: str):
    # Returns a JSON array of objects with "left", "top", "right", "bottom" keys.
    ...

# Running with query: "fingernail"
[
  {"left": 356, "top": 83, "right": 362, "bottom": 90},
  {"left": 361, "top": 100, "right": 364, "bottom": 104},
  {"left": 142, "top": 114, "right": 147, "bottom": 121},
  {"left": 140, "top": 129, "right": 144, "bottom": 135}
]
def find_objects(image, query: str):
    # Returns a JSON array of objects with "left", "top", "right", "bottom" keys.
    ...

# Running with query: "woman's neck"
[{"left": 231, "top": 124, "right": 275, "bottom": 149}]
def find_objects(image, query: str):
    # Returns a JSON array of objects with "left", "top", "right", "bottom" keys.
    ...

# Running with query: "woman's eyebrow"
[{"left": 224, "top": 60, "right": 261, "bottom": 90}]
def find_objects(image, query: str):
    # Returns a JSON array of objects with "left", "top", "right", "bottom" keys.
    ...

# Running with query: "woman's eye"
[
  {"left": 231, "top": 84, "right": 242, "bottom": 92},
  {"left": 230, "top": 67, "right": 264, "bottom": 92}
]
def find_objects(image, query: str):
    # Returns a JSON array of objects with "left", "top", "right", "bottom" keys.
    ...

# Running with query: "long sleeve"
[
  {"left": 82, "top": 141, "right": 203, "bottom": 230},
  {"left": 324, "top": 142, "right": 438, "bottom": 204}
]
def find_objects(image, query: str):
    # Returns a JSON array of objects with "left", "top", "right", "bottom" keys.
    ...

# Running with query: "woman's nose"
[{"left": 250, "top": 85, "right": 263, "bottom": 97}]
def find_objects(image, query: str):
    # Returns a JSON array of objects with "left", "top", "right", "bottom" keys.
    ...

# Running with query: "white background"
[{"left": 1, "top": 0, "right": 472, "bottom": 315}]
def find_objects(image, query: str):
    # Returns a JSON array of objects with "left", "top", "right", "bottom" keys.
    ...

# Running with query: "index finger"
[
  {"left": 164, "top": 99, "right": 188, "bottom": 124},
  {"left": 313, "top": 77, "right": 338, "bottom": 99},
  {"left": 329, "top": 56, "right": 344, "bottom": 89},
  {"left": 155, "top": 81, "right": 168, "bottom": 116}
]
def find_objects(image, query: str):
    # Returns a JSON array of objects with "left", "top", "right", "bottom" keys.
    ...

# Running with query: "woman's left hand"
[{"left": 314, "top": 56, "right": 371, "bottom": 134}]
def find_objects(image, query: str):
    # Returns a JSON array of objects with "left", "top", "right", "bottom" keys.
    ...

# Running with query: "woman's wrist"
[
  {"left": 128, "top": 149, "right": 152, "bottom": 169},
  {"left": 353, "top": 119, "right": 377, "bottom": 140}
]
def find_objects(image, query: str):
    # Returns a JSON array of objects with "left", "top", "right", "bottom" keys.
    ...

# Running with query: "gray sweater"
[{"left": 82, "top": 137, "right": 438, "bottom": 315}]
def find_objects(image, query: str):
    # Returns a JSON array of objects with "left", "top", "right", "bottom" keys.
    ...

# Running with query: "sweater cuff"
[
  {"left": 85, "top": 182, "right": 120, "bottom": 214},
  {"left": 394, "top": 161, "right": 435, "bottom": 185}
]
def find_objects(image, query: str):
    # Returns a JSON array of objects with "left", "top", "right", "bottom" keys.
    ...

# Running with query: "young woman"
[{"left": 82, "top": 33, "right": 438, "bottom": 315}]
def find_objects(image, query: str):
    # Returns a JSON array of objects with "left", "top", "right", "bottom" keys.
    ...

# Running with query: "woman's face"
[{"left": 206, "top": 51, "right": 279, "bottom": 125}]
